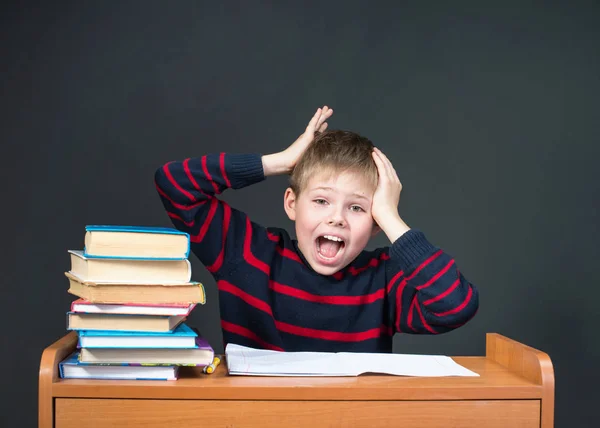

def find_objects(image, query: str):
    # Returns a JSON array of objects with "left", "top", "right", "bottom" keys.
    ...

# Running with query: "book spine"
[{"left": 184, "top": 239, "right": 190, "bottom": 259}]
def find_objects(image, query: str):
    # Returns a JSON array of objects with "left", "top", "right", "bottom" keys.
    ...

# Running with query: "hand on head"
[
  {"left": 261, "top": 106, "right": 333, "bottom": 176},
  {"left": 282, "top": 106, "right": 334, "bottom": 172},
  {"left": 371, "top": 147, "right": 403, "bottom": 226}
]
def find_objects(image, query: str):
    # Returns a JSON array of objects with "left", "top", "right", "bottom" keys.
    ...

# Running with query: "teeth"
[{"left": 323, "top": 235, "right": 343, "bottom": 242}]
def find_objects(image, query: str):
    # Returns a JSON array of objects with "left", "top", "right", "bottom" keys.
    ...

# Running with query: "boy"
[{"left": 155, "top": 106, "right": 478, "bottom": 352}]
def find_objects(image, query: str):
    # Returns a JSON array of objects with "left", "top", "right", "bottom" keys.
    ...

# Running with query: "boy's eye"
[
  {"left": 314, "top": 199, "right": 328, "bottom": 205},
  {"left": 350, "top": 205, "right": 364, "bottom": 212}
]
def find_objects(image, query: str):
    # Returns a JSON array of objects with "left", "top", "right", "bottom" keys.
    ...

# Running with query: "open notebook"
[{"left": 225, "top": 344, "right": 479, "bottom": 377}]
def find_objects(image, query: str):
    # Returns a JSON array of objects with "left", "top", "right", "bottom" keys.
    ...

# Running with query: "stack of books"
[{"left": 58, "top": 225, "right": 214, "bottom": 381}]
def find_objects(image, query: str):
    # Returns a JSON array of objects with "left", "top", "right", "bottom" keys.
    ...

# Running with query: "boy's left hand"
[{"left": 371, "top": 147, "right": 406, "bottom": 235}]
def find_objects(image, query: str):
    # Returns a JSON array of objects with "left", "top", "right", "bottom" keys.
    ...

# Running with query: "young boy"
[{"left": 155, "top": 106, "right": 478, "bottom": 353}]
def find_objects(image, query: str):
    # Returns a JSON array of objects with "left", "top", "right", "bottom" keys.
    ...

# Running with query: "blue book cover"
[
  {"left": 77, "top": 323, "right": 200, "bottom": 349},
  {"left": 78, "top": 322, "right": 197, "bottom": 337},
  {"left": 59, "top": 351, "right": 179, "bottom": 380},
  {"left": 83, "top": 225, "right": 190, "bottom": 260}
]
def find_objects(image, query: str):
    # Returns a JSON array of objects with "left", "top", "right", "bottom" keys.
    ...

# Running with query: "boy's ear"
[
  {"left": 371, "top": 223, "right": 382, "bottom": 238},
  {"left": 283, "top": 187, "right": 297, "bottom": 221}
]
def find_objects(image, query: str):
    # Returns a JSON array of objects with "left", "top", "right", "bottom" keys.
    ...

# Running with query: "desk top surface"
[{"left": 51, "top": 356, "right": 542, "bottom": 401}]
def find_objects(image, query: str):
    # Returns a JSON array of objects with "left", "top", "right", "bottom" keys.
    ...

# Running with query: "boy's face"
[{"left": 284, "top": 170, "right": 379, "bottom": 276}]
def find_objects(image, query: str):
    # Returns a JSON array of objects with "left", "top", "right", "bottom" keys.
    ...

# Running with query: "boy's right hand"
[{"left": 262, "top": 106, "right": 333, "bottom": 176}]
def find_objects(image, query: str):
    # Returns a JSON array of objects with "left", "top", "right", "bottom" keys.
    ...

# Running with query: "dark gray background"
[{"left": 2, "top": 1, "right": 598, "bottom": 427}]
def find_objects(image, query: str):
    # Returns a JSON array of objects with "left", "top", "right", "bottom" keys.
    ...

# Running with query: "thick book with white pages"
[
  {"left": 79, "top": 336, "right": 213, "bottom": 366},
  {"left": 68, "top": 250, "right": 191, "bottom": 284},
  {"left": 83, "top": 225, "right": 190, "bottom": 260},
  {"left": 65, "top": 272, "right": 205, "bottom": 304},
  {"left": 70, "top": 299, "right": 196, "bottom": 316},
  {"left": 67, "top": 312, "right": 186, "bottom": 333}
]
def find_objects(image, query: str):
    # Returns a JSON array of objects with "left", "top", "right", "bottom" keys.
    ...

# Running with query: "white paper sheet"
[{"left": 225, "top": 344, "right": 479, "bottom": 377}]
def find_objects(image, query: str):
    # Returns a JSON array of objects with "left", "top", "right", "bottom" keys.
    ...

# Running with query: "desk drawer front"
[{"left": 56, "top": 398, "right": 540, "bottom": 428}]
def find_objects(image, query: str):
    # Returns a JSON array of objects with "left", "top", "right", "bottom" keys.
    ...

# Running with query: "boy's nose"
[{"left": 327, "top": 217, "right": 346, "bottom": 227}]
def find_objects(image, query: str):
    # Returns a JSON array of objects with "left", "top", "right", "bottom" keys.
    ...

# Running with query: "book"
[
  {"left": 66, "top": 272, "right": 206, "bottom": 304},
  {"left": 70, "top": 299, "right": 196, "bottom": 316},
  {"left": 68, "top": 250, "right": 192, "bottom": 283},
  {"left": 83, "top": 225, "right": 190, "bottom": 260},
  {"left": 78, "top": 323, "right": 198, "bottom": 348},
  {"left": 79, "top": 336, "right": 214, "bottom": 366},
  {"left": 67, "top": 312, "right": 186, "bottom": 333},
  {"left": 59, "top": 351, "right": 179, "bottom": 380},
  {"left": 225, "top": 344, "right": 480, "bottom": 377}
]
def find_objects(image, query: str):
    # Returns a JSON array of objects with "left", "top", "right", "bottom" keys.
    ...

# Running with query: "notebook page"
[{"left": 225, "top": 344, "right": 479, "bottom": 377}]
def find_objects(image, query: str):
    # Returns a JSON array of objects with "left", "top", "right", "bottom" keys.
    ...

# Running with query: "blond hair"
[{"left": 290, "top": 130, "right": 377, "bottom": 195}]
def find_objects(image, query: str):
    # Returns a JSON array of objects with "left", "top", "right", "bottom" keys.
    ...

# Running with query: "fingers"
[
  {"left": 308, "top": 106, "right": 333, "bottom": 133},
  {"left": 306, "top": 108, "right": 323, "bottom": 132},
  {"left": 316, "top": 106, "right": 333, "bottom": 131},
  {"left": 371, "top": 149, "right": 388, "bottom": 183},
  {"left": 372, "top": 147, "right": 401, "bottom": 185}
]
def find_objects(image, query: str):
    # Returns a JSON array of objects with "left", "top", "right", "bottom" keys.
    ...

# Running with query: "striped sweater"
[{"left": 155, "top": 153, "right": 479, "bottom": 352}]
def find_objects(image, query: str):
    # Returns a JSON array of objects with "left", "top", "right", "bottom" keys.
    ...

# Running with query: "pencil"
[{"left": 203, "top": 356, "right": 222, "bottom": 374}]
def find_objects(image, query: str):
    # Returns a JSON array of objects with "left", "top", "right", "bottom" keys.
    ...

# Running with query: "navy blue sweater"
[{"left": 155, "top": 153, "right": 479, "bottom": 352}]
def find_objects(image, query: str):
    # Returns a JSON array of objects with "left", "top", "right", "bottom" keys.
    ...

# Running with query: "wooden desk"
[{"left": 39, "top": 332, "right": 554, "bottom": 428}]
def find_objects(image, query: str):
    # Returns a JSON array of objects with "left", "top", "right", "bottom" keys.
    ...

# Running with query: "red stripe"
[
  {"left": 382, "top": 325, "right": 394, "bottom": 336},
  {"left": 407, "top": 299, "right": 417, "bottom": 332},
  {"left": 348, "top": 252, "right": 390, "bottom": 276},
  {"left": 190, "top": 197, "right": 218, "bottom": 243},
  {"left": 183, "top": 158, "right": 209, "bottom": 198},
  {"left": 433, "top": 287, "right": 473, "bottom": 317},
  {"left": 221, "top": 320, "right": 283, "bottom": 351},
  {"left": 275, "top": 321, "right": 382, "bottom": 342},
  {"left": 183, "top": 159, "right": 200, "bottom": 190},
  {"left": 244, "top": 217, "right": 270, "bottom": 275},
  {"left": 386, "top": 270, "right": 404, "bottom": 294},
  {"left": 202, "top": 155, "right": 220, "bottom": 194},
  {"left": 269, "top": 281, "right": 384, "bottom": 305},
  {"left": 395, "top": 279, "right": 408, "bottom": 332},
  {"left": 156, "top": 184, "right": 206, "bottom": 211},
  {"left": 219, "top": 153, "right": 231, "bottom": 188},
  {"left": 167, "top": 211, "right": 194, "bottom": 227},
  {"left": 206, "top": 202, "right": 231, "bottom": 273},
  {"left": 276, "top": 246, "right": 303, "bottom": 264},
  {"left": 264, "top": 231, "right": 302, "bottom": 264},
  {"left": 414, "top": 300, "right": 437, "bottom": 334},
  {"left": 163, "top": 163, "right": 195, "bottom": 201},
  {"left": 218, "top": 280, "right": 272, "bottom": 315},
  {"left": 416, "top": 259, "right": 455, "bottom": 290},
  {"left": 424, "top": 278, "right": 460, "bottom": 306},
  {"left": 410, "top": 250, "right": 444, "bottom": 280},
  {"left": 394, "top": 250, "right": 443, "bottom": 331}
]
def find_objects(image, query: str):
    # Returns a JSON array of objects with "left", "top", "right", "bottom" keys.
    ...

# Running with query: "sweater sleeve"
[
  {"left": 384, "top": 230, "right": 479, "bottom": 334},
  {"left": 154, "top": 153, "right": 273, "bottom": 277}
]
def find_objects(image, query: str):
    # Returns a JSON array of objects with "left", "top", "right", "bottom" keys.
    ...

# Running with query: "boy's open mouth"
[{"left": 316, "top": 235, "right": 346, "bottom": 261}]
